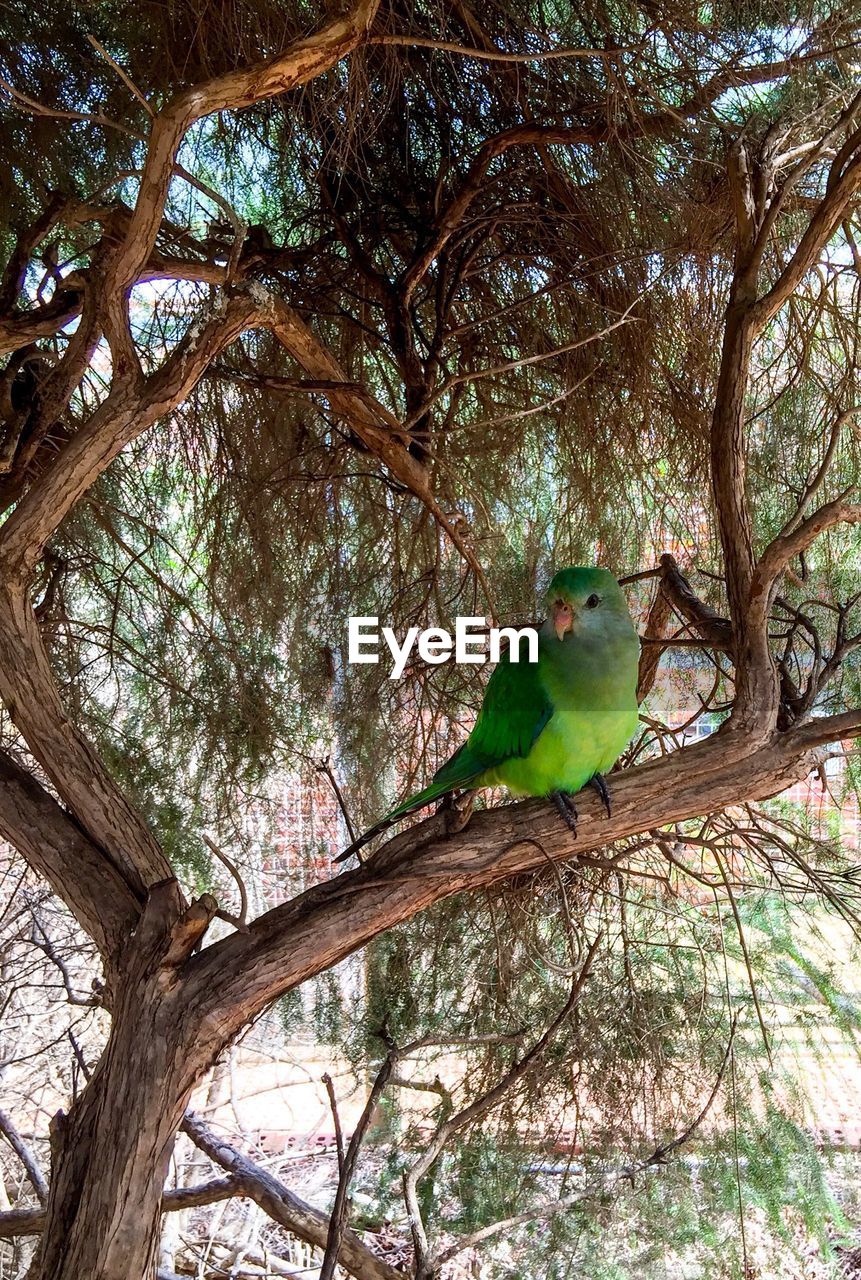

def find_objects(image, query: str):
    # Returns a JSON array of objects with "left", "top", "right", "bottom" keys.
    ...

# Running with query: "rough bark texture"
[
  {"left": 0, "top": 579, "right": 172, "bottom": 897},
  {"left": 16, "top": 702, "right": 853, "bottom": 1278},
  {"left": 32, "top": 883, "right": 203, "bottom": 1279},
  {"left": 708, "top": 302, "right": 775, "bottom": 734},
  {"left": 0, "top": 748, "right": 138, "bottom": 962}
]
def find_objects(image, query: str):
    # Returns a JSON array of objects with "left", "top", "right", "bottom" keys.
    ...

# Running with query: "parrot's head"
[{"left": 543, "top": 566, "right": 631, "bottom": 642}]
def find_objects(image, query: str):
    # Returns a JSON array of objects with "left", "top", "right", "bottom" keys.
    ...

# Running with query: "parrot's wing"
[
  {"left": 335, "top": 649, "right": 553, "bottom": 862},
  {"left": 432, "top": 649, "right": 553, "bottom": 787}
]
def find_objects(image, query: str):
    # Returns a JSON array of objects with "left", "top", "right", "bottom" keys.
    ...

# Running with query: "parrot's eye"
[{"left": 586, "top": 593, "right": 601, "bottom": 609}]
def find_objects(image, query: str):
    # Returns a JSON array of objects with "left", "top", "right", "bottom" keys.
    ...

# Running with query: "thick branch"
[
  {"left": 187, "top": 711, "right": 858, "bottom": 1042},
  {"left": 709, "top": 301, "right": 768, "bottom": 725},
  {"left": 0, "top": 293, "right": 84, "bottom": 356},
  {"left": 0, "top": 581, "right": 173, "bottom": 898},
  {"left": 0, "top": 748, "right": 139, "bottom": 962},
  {"left": 636, "top": 579, "right": 673, "bottom": 701},
  {"left": 657, "top": 555, "right": 734, "bottom": 652},
  {"left": 710, "top": 109, "right": 861, "bottom": 735}
]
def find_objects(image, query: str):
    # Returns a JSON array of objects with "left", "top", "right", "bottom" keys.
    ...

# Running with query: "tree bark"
[
  {"left": 31, "top": 882, "right": 215, "bottom": 1280},
  {"left": 708, "top": 299, "right": 778, "bottom": 736}
]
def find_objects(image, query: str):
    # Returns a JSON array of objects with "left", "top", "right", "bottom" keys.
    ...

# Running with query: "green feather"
[{"left": 382, "top": 647, "right": 552, "bottom": 824}]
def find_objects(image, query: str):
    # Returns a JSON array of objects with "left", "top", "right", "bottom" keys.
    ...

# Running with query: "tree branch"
[
  {"left": 187, "top": 709, "right": 858, "bottom": 1043},
  {"left": 756, "top": 498, "right": 861, "bottom": 592},
  {"left": 0, "top": 1109, "right": 49, "bottom": 1204},
  {"left": 0, "top": 292, "right": 267, "bottom": 905},
  {"left": 434, "top": 1018, "right": 736, "bottom": 1268},
  {"left": 657, "top": 555, "right": 734, "bottom": 652},
  {"left": 403, "top": 937, "right": 599, "bottom": 1275},
  {"left": 0, "top": 293, "right": 84, "bottom": 356},
  {"left": 0, "top": 1177, "right": 240, "bottom": 1238},
  {"left": 636, "top": 580, "right": 673, "bottom": 704},
  {"left": 320, "top": 1043, "right": 396, "bottom": 1280},
  {"left": 399, "top": 54, "right": 828, "bottom": 303},
  {"left": 100, "top": 1, "right": 381, "bottom": 298},
  {"left": 181, "top": 1113, "right": 403, "bottom": 1280},
  {"left": 0, "top": 291, "right": 262, "bottom": 579},
  {"left": 752, "top": 124, "right": 861, "bottom": 327},
  {"left": 267, "top": 296, "right": 495, "bottom": 612},
  {"left": 0, "top": 748, "right": 139, "bottom": 964}
]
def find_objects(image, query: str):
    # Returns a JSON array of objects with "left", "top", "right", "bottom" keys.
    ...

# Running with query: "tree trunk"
[
  {"left": 32, "top": 882, "right": 214, "bottom": 1280},
  {"left": 708, "top": 298, "right": 779, "bottom": 737}
]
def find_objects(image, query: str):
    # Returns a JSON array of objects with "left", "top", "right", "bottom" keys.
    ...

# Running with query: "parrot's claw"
[
  {"left": 552, "top": 791, "right": 579, "bottom": 835},
  {"left": 588, "top": 772, "right": 612, "bottom": 819}
]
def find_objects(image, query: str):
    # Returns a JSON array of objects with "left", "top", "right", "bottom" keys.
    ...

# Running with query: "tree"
[{"left": 1, "top": 0, "right": 861, "bottom": 1275}]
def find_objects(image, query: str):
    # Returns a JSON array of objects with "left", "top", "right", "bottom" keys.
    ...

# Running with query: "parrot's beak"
[{"left": 552, "top": 600, "right": 573, "bottom": 642}]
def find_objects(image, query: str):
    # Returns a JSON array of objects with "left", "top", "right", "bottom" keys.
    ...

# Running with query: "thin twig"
[
  {"left": 202, "top": 834, "right": 249, "bottom": 932},
  {"left": 435, "top": 1018, "right": 737, "bottom": 1266},
  {"left": 322, "top": 1072, "right": 346, "bottom": 1175},
  {"left": 320, "top": 1032, "right": 397, "bottom": 1280},
  {"left": 28, "top": 916, "right": 99, "bottom": 1006},
  {"left": 714, "top": 850, "right": 773, "bottom": 1066},
  {"left": 404, "top": 935, "right": 601, "bottom": 1275},
  {"left": 316, "top": 757, "right": 359, "bottom": 845},
  {"left": 86, "top": 34, "right": 154, "bottom": 116},
  {"left": 366, "top": 34, "right": 629, "bottom": 61}
]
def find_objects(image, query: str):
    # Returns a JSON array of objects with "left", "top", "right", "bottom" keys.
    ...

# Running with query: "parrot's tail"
[
  {"left": 333, "top": 747, "right": 485, "bottom": 864},
  {"left": 332, "top": 779, "right": 455, "bottom": 865},
  {"left": 379, "top": 779, "right": 454, "bottom": 827}
]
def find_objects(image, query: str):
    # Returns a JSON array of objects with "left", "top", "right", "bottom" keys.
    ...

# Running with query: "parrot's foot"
[
  {"left": 588, "top": 772, "right": 612, "bottom": 819},
  {"left": 551, "top": 790, "right": 579, "bottom": 835},
  {"left": 440, "top": 789, "right": 476, "bottom": 836}
]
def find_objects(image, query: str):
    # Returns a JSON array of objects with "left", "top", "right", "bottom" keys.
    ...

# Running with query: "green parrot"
[{"left": 337, "top": 567, "right": 640, "bottom": 860}]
